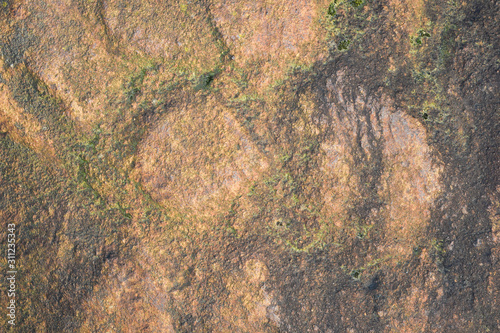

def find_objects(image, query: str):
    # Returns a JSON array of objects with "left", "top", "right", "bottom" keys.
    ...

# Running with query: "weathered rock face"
[
  {"left": 0, "top": 0, "right": 498, "bottom": 332},
  {"left": 321, "top": 77, "right": 443, "bottom": 258},
  {"left": 138, "top": 99, "right": 269, "bottom": 222}
]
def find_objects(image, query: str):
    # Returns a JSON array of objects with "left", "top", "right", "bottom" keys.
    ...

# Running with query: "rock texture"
[{"left": 0, "top": 0, "right": 498, "bottom": 332}]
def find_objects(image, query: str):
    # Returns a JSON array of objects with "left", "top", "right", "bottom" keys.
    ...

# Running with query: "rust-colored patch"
[
  {"left": 212, "top": 0, "right": 327, "bottom": 90},
  {"left": 214, "top": 259, "right": 279, "bottom": 331},
  {"left": 80, "top": 260, "right": 175, "bottom": 333},
  {"left": 137, "top": 96, "right": 268, "bottom": 224},
  {"left": 0, "top": 63, "right": 58, "bottom": 161}
]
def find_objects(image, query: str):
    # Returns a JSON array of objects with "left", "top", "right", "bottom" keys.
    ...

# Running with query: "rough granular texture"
[{"left": 0, "top": 0, "right": 498, "bottom": 331}]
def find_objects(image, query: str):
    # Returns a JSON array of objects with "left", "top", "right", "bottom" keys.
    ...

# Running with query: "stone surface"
[{"left": 0, "top": 0, "right": 498, "bottom": 331}]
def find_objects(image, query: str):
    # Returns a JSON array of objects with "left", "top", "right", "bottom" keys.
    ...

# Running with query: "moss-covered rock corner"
[{"left": 0, "top": 0, "right": 498, "bottom": 331}]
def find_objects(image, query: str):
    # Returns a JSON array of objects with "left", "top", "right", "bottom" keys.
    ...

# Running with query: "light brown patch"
[
  {"left": 215, "top": 259, "right": 278, "bottom": 331},
  {"left": 137, "top": 97, "right": 268, "bottom": 223},
  {"left": 379, "top": 108, "right": 442, "bottom": 257},
  {"left": 212, "top": 0, "right": 327, "bottom": 90},
  {"left": 0, "top": 63, "right": 58, "bottom": 161}
]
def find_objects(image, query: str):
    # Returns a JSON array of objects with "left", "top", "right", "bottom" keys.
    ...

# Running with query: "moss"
[
  {"left": 328, "top": 3, "right": 337, "bottom": 16},
  {"left": 411, "top": 29, "right": 431, "bottom": 46},
  {"left": 230, "top": 68, "right": 249, "bottom": 90},
  {"left": 355, "top": 224, "right": 373, "bottom": 239},
  {"left": 329, "top": 0, "right": 364, "bottom": 15},
  {"left": 116, "top": 202, "right": 132, "bottom": 219},
  {"left": 322, "top": 0, "right": 374, "bottom": 54},
  {"left": 193, "top": 68, "right": 220, "bottom": 91},
  {"left": 76, "top": 155, "right": 103, "bottom": 203},
  {"left": 337, "top": 38, "right": 351, "bottom": 50},
  {"left": 349, "top": 0, "right": 364, "bottom": 8},
  {"left": 430, "top": 238, "right": 445, "bottom": 257},
  {"left": 124, "top": 68, "right": 147, "bottom": 103},
  {"left": 350, "top": 269, "right": 362, "bottom": 280}
]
